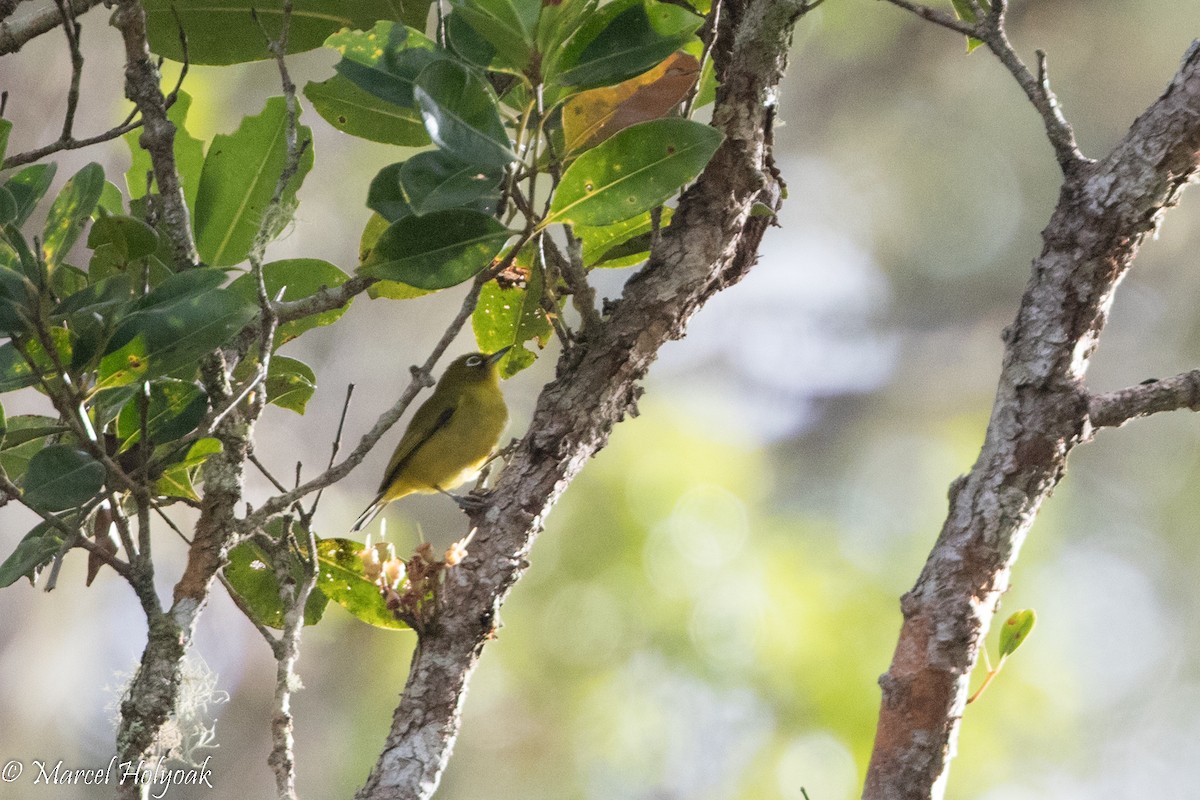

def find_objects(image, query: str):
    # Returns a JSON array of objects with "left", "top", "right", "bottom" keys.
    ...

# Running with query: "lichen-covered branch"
[
  {"left": 862, "top": 40, "right": 1200, "bottom": 800},
  {"left": 354, "top": 0, "right": 808, "bottom": 796}
]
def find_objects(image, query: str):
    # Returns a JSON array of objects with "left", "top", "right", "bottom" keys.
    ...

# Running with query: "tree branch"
[
  {"left": 1088, "top": 369, "right": 1200, "bottom": 430},
  {"left": 354, "top": 0, "right": 803, "bottom": 796},
  {"left": 110, "top": 0, "right": 199, "bottom": 270},
  {"left": 863, "top": 40, "right": 1200, "bottom": 800},
  {"left": 0, "top": 0, "right": 100, "bottom": 56}
]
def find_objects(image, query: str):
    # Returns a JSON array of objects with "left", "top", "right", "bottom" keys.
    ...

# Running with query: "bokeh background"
[{"left": 2, "top": 1, "right": 1200, "bottom": 798}]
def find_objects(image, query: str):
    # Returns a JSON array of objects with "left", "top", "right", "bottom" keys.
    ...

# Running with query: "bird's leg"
[{"left": 436, "top": 485, "right": 491, "bottom": 513}]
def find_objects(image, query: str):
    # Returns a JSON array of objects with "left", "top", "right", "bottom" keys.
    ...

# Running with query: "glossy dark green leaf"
[
  {"left": 359, "top": 209, "right": 512, "bottom": 290},
  {"left": 413, "top": 60, "right": 516, "bottom": 168},
  {"left": 155, "top": 437, "right": 221, "bottom": 501},
  {"left": 368, "top": 151, "right": 502, "bottom": 223},
  {"left": 193, "top": 98, "right": 314, "bottom": 267},
  {"left": 548, "top": 118, "right": 721, "bottom": 226},
  {"left": 473, "top": 257, "right": 551, "bottom": 377},
  {"left": 41, "top": 163, "right": 104, "bottom": 273},
  {"left": 0, "top": 521, "right": 67, "bottom": 589},
  {"left": 115, "top": 379, "right": 208, "bottom": 452},
  {"left": 316, "top": 538, "right": 409, "bottom": 630},
  {"left": 0, "top": 415, "right": 66, "bottom": 480},
  {"left": 304, "top": 75, "right": 430, "bottom": 146},
  {"left": 224, "top": 536, "right": 328, "bottom": 628},
  {"left": 126, "top": 90, "right": 205, "bottom": 212},
  {"left": 23, "top": 445, "right": 105, "bottom": 512},
  {"left": 4, "top": 163, "right": 57, "bottom": 228},
  {"left": 98, "top": 284, "right": 257, "bottom": 389},
  {"left": 142, "top": 0, "right": 431, "bottom": 65},
  {"left": 265, "top": 355, "right": 316, "bottom": 414},
  {"left": 551, "top": 0, "right": 702, "bottom": 89},
  {"left": 447, "top": 0, "right": 540, "bottom": 73},
  {"left": 228, "top": 258, "right": 351, "bottom": 347},
  {"left": 358, "top": 213, "right": 432, "bottom": 300}
]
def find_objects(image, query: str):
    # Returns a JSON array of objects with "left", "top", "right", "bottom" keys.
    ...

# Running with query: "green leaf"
[
  {"left": 0, "top": 521, "right": 67, "bottom": 589},
  {"left": 0, "top": 266, "right": 34, "bottom": 335},
  {"left": 98, "top": 283, "right": 257, "bottom": 389},
  {"left": 0, "top": 118, "right": 11, "bottom": 164},
  {"left": 304, "top": 75, "right": 430, "bottom": 146},
  {"left": 87, "top": 215, "right": 160, "bottom": 263},
  {"left": 126, "top": 90, "right": 205, "bottom": 212},
  {"left": 155, "top": 437, "right": 221, "bottom": 501},
  {"left": 42, "top": 162, "right": 105, "bottom": 272},
  {"left": 0, "top": 401, "right": 6, "bottom": 446},
  {"left": 328, "top": 23, "right": 440, "bottom": 109},
  {"left": 115, "top": 379, "right": 208, "bottom": 452},
  {"left": 22, "top": 445, "right": 105, "bottom": 512},
  {"left": 358, "top": 213, "right": 432, "bottom": 300},
  {"left": 227, "top": 258, "right": 351, "bottom": 347},
  {"left": 473, "top": 260, "right": 551, "bottom": 378},
  {"left": 413, "top": 59, "right": 517, "bottom": 169},
  {"left": 368, "top": 150, "right": 502, "bottom": 223},
  {"left": 534, "top": 0, "right": 596, "bottom": 59},
  {"left": 0, "top": 187, "right": 17, "bottom": 226},
  {"left": 447, "top": 0, "right": 540, "bottom": 74},
  {"left": 95, "top": 182, "right": 126, "bottom": 218},
  {"left": 359, "top": 209, "right": 512, "bottom": 290},
  {"left": 578, "top": 206, "right": 673, "bottom": 267},
  {"left": 551, "top": 0, "right": 702, "bottom": 89},
  {"left": 142, "top": 0, "right": 432, "bottom": 65},
  {"left": 315, "top": 538, "right": 409, "bottom": 630},
  {"left": 998, "top": 608, "right": 1036, "bottom": 659},
  {"left": 948, "top": 0, "right": 989, "bottom": 51},
  {"left": 0, "top": 415, "right": 65, "bottom": 481},
  {"left": 224, "top": 537, "right": 328, "bottom": 628},
  {"left": 0, "top": 328, "right": 73, "bottom": 393},
  {"left": 265, "top": 355, "right": 316, "bottom": 414},
  {"left": 4, "top": 163, "right": 57, "bottom": 228},
  {"left": 548, "top": 117, "right": 722, "bottom": 226},
  {"left": 193, "top": 97, "right": 314, "bottom": 267}
]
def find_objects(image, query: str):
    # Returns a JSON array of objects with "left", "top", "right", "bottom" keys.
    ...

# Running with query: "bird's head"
[{"left": 440, "top": 347, "right": 512, "bottom": 386}]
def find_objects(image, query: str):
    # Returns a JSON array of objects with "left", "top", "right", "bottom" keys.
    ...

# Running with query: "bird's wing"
[{"left": 377, "top": 397, "right": 457, "bottom": 494}]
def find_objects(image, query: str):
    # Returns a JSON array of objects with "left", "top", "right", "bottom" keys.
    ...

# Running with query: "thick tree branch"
[
  {"left": 1088, "top": 369, "right": 1200, "bottom": 430},
  {"left": 354, "top": 0, "right": 805, "bottom": 796},
  {"left": 0, "top": 0, "right": 100, "bottom": 56},
  {"left": 863, "top": 41, "right": 1200, "bottom": 800}
]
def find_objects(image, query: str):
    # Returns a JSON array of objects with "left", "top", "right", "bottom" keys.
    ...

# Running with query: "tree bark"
[
  {"left": 355, "top": 0, "right": 812, "bottom": 796},
  {"left": 863, "top": 40, "right": 1200, "bottom": 800}
]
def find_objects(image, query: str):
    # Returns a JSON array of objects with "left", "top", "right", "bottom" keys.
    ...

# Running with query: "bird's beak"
[{"left": 486, "top": 346, "right": 513, "bottom": 365}]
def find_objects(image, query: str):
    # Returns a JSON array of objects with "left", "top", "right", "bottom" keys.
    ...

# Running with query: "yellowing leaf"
[{"left": 564, "top": 52, "right": 700, "bottom": 153}]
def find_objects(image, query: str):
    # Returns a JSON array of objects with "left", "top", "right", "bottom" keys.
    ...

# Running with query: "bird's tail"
[{"left": 351, "top": 494, "right": 387, "bottom": 533}]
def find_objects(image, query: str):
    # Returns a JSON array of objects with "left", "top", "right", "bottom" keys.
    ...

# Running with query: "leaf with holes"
[{"left": 316, "top": 538, "right": 409, "bottom": 630}]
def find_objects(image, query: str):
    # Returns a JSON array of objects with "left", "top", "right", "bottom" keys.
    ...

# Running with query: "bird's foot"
[{"left": 437, "top": 486, "right": 493, "bottom": 513}]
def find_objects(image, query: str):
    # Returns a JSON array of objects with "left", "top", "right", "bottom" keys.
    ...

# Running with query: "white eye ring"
[{"left": 466, "top": 355, "right": 484, "bottom": 367}]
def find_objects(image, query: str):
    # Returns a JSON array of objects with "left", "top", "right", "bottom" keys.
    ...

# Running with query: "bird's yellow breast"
[{"left": 381, "top": 383, "right": 509, "bottom": 501}]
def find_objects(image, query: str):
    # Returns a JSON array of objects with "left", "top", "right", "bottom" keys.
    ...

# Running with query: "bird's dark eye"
[{"left": 466, "top": 355, "right": 483, "bottom": 367}]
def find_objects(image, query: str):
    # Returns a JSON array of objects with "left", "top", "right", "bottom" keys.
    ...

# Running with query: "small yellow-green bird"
[{"left": 351, "top": 347, "right": 512, "bottom": 533}]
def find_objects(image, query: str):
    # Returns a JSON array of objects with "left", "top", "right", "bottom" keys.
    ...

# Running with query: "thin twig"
[{"left": 308, "top": 383, "right": 355, "bottom": 518}]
